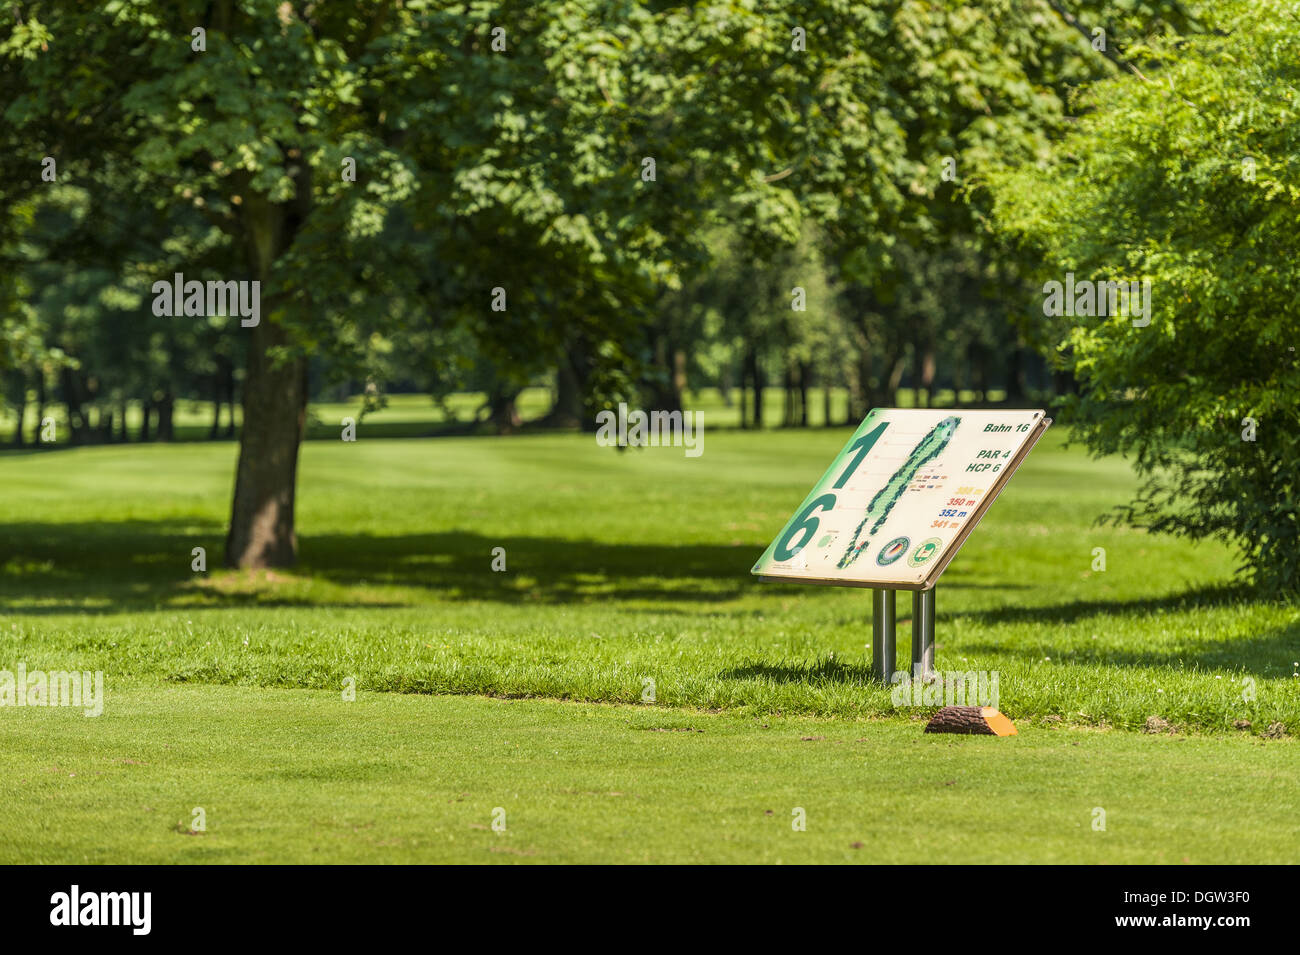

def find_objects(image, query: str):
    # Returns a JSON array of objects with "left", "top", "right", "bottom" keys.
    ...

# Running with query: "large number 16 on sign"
[{"left": 773, "top": 423, "right": 887, "bottom": 562}]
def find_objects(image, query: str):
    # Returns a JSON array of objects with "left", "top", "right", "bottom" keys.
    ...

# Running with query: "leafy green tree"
[
  {"left": 2, "top": 1, "right": 718, "bottom": 565},
  {"left": 989, "top": 0, "right": 1300, "bottom": 592}
]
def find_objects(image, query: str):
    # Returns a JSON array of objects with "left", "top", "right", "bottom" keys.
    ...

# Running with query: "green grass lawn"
[
  {"left": 1, "top": 425, "right": 1296, "bottom": 863},
  {"left": 1, "top": 684, "right": 1293, "bottom": 864}
]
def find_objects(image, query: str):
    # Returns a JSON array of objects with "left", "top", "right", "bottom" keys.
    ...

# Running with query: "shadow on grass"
[
  {"left": 949, "top": 584, "right": 1298, "bottom": 677},
  {"left": 956, "top": 635, "right": 1300, "bottom": 679},
  {"left": 0, "top": 519, "right": 770, "bottom": 613},
  {"left": 718, "top": 584, "right": 1296, "bottom": 679},
  {"left": 719, "top": 657, "right": 878, "bottom": 686},
  {"left": 949, "top": 584, "right": 1249, "bottom": 627},
  {"left": 6, "top": 520, "right": 1289, "bottom": 678},
  {"left": 0, "top": 517, "right": 1040, "bottom": 617}
]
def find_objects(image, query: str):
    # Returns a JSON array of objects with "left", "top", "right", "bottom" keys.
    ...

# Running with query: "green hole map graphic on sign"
[
  {"left": 751, "top": 408, "right": 1051, "bottom": 590},
  {"left": 837, "top": 414, "right": 959, "bottom": 569}
]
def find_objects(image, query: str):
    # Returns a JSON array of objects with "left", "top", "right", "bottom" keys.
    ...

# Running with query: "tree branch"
[{"left": 1043, "top": 0, "right": 1149, "bottom": 82}]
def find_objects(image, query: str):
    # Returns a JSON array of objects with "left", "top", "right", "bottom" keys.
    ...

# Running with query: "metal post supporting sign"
[
  {"left": 870, "top": 586, "right": 935, "bottom": 682},
  {"left": 871, "top": 589, "right": 896, "bottom": 681},
  {"left": 911, "top": 587, "right": 935, "bottom": 681}
]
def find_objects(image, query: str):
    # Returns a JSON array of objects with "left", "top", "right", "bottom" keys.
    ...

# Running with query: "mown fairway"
[
  {"left": 1, "top": 420, "right": 1297, "bottom": 862},
  {"left": 2, "top": 685, "right": 1294, "bottom": 864}
]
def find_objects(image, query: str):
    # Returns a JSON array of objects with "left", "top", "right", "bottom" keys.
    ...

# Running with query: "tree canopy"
[
  {"left": 10, "top": 0, "right": 1280, "bottom": 589},
  {"left": 989, "top": 0, "right": 1300, "bottom": 592}
]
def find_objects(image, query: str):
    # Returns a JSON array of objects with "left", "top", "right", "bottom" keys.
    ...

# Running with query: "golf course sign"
[{"left": 752, "top": 408, "right": 1051, "bottom": 591}]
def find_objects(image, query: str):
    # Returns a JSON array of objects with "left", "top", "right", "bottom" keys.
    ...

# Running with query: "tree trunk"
[
  {"left": 224, "top": 319, "right": 308, "bottom": 568},
  {"left": 822, "top": 367, "right": 833, "bottom": 427},
  {"left": 156, "top": 390, "right": 175, "bottom": 442},
  {"left": 885, "top": 353, "right": 906, "bottom": 408},
  {"left": 33, "top": 375, "right": 45, "bottom": 445},
  {"left": 1052, "top": 366, "right": 1077, "bottom": 396},
  {"left": 487, "top": 385, "right": 522, "bottom": 434},
  {"left": 798, "top": 361, "right": 809, "bottom": 427},
  {"left": 223, "top": 156, "right": 312, "bottom": 569},
  {"left": 953, "top": 349, "right": 969, "bottom": 407},
  {"left": 61, "top": 368, "right": 87, "bottom": 444},
  {"left": 546, "top": 353, "right": 584, "bottom": 429},
  {"left": 970, "top": 342, "right": 988, "bottom": 404},
  {"left": 739, "top": 362, "right": 750, "bottom": 428},
  {"left": 222, "top": 358, "right": 237, "bottom": 438},
  {"left": 1006, "top": 346, "right": 1027, "bottom": 404},
  {"left": 210, "top": 373, "right": 223, "bottom": 439},
  {"left": 847, "top": 352, "right": 867, "bottom": 423},
  {"left": 139, "top": 400, "right": 152, "bottom": 442},
  {"left": 9, "top": 375, "right": 26, "bottom": 446},
  {"left": 782, "top": 363, "right": 796, "bottom": 427},
  {"left": 718, "top": 365, "right": 733, "bottom": 408},
  {"left": 740, "top": 351, "right": 755, "bottom": 429},
  {"left": 645, "top": 333, "right": 684, "bottom": 415},
  {"left": 672, "top": 349, "right": 687, "bottom": 408},
  {"left": 915, "top": 347, "right": 935, "bottom": 408}
]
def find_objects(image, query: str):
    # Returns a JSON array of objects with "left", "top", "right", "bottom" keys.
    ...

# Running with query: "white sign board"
[{"left": 752, "top": 408, "right": 1050, "bottom": 590}]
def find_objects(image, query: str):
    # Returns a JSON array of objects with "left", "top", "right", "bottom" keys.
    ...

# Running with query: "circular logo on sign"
[
  {"left": 908, "top": 537, "right": 942, "bottom": 567},
  {"left": 876, "top": 536, "right": 910, "bottom": 566}
]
